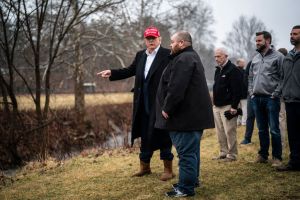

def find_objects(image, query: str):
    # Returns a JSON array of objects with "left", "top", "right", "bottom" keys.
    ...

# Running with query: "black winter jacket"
[
  {"left": 213, "top": 60, "right": 242, "bottom": 109},
  {"left": 155, "top": 46, "right": 214, "bottom": 131}
]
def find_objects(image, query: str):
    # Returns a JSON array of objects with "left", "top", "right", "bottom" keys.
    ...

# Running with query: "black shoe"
[
  {"left": 172, "top": 183, "right": 178, "bottom": 190},
  {"left": 165, "top": 189, "right": 194, "bottom": 197},
  {"left": 276, "top": 164, "right": 300, "bottom": 172},
  {"left": 240, "top": 139, "right": 251, "bottom": 145}
]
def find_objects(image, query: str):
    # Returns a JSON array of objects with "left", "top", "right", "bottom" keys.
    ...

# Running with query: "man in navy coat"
[{"left": 97, "top": 27, "right": 174, "bottom": 181}]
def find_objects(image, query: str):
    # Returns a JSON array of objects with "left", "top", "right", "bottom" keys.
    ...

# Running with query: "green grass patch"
[{"left": 1, "top": 127, "right": 299, "bottom": 200}]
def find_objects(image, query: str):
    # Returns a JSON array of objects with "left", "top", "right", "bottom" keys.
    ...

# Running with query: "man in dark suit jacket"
[
  {"left": 155, "top": 31, "right": 214, "bottom": 197},
  {"left": 97, "top": 27, "right": 174, "bottom": 181}
]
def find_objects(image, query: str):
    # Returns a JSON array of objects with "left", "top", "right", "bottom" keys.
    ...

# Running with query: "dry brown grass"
[
  {"left": 1, "top": 127, "right": 299, "bottom": 200},
  {"left": 14, "top": 93, "right": 133, "bottom": 110}
]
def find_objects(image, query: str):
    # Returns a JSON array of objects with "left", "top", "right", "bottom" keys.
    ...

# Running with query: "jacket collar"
[
  {"left": 286, "top": 48, "right": 300, "bottom": 61},
  {"left": 145, "top": 48, "right": 160, "bottom": 80},
  {"left": 169, "top": 46, "right": 193, "bottom": 59},
  {"left": 256, "top": 45, "right": 274, "bottom": 57},
  {"left": 216, "top": 60, "right": 232, "bottom": 70},
  {"left": 289, "top": 48, "right": 300, "bottom": 57}
]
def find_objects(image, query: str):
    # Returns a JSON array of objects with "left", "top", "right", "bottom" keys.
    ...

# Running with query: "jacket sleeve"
[
  {"left": 229, "top": 67, "right": 242, "bottom": 109},
  {"left": 109, "top": 51, "right": 141, "bottom": 81},
  {"left": 244, "top": 61, "right": 252, "bottom": 91},
  {"left": 162, "top": 55, "right": 194, "bottom": 115},
  {"left": 272, "top": 54, "right": 285, "bottom": 98},
  {"left": 248, "top": 62, "right": 254, "bottom": 96}
]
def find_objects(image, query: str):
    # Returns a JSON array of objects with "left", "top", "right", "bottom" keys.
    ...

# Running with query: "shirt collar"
[
  {"left": 146, "top": 45, "right": 160, "bottom": 56},
  {"left": 221, "top": 59, "right": 229, "bottom": 68}
]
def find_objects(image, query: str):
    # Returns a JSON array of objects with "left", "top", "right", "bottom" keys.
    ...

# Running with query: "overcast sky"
[{"left": 203, "top": 0, "right": 300, "bottom": 51}]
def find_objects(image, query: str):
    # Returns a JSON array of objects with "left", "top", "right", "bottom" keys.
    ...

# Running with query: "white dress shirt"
[{"left": 144, "top": 46, "right": 160, "bottom": 78}]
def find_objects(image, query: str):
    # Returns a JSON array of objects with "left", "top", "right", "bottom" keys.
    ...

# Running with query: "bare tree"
[
  {"left": 222, "top": 15, "right": 274, "bottom": 61},
  {"left": 0, "top": 0, "right": 23, "bottom": 167},
  {"left": 71, "top": 0, "right": 87, "bottom": 135},
  {"left": 163, "top": 0, "right": 216, "bottom": 80},
  {"left": 0, "top": 0, "right": 124, "bottom": 162},
  {"left": 1, "top": 0, "right": 216, "bottom": 166}
]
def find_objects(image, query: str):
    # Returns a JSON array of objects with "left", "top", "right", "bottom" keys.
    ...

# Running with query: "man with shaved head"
[
  {"left": 212, "top": 47, "right": 242, "bottom": 162},
  {"left": 155, "top": 31, "right": 214, "bottom": 197}
]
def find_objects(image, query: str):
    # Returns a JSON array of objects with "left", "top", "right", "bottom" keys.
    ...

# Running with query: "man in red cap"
[{"left": 97, "top": 26, "right": 174, "bottom": 181}]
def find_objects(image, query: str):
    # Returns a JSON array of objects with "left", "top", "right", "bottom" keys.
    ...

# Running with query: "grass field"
[
  {"left": 1, "top": 127, "right": 299, "bottom": 200},
  {"left": 14, "top": 93, "right": 133, "bottom": 110}
]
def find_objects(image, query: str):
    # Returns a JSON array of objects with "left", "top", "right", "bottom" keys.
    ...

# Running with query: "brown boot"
[
  {"left": 160, "top": 160, "right": 175, "bottom": 181},
  {"left": 132, "top": 160, "right": 151, "bottom": 177}
]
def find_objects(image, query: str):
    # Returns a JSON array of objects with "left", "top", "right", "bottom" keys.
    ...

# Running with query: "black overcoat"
[
  {"left": 109, "top": 47, "right": 171, "bottom": 150},
  {"left": 155, "top": 46, "right": 215, "bottom": 131}
]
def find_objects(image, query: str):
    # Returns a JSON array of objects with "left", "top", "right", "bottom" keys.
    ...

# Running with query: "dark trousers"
[
  {"left": 285, "top": 102, "right": 300, "bottom": 168},
  {"left": 251, "top": 96, "right": 282, "bottom": 160},
  {"left": 139, "top": 111, "right": 173, "bottom": 163},
  {"left": 244, "top": 96, "right": 255, "bottom": 141}
]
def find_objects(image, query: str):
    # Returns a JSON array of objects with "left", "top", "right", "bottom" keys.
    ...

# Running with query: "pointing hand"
[{"left": 97, "top": 70, "right": 111, "bottom": 78}]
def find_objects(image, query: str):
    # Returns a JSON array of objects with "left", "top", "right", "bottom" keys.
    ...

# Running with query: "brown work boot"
[
  {"left": 132, "top": 160, "right": 151, "bottom": 177},
  {"left": 160, "top": 160, "right": 175, "bottom": 181}
]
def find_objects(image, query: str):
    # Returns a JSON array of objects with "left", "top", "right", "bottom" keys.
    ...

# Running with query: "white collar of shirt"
[
  {"left": 221, "top": 59, "right": 229, "bottom": 68},
  {"left": 144, "top": 45, "right": 160, "bottom": 78}
]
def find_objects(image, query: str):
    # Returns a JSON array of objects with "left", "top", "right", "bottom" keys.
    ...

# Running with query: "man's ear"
[{"left": 179, "top": 40, "right": 184, "bottom": 47}]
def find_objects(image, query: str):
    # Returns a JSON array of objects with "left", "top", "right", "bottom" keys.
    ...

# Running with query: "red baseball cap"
[{"left": 144, "top": 26, "right": 160, "bottom": 38}]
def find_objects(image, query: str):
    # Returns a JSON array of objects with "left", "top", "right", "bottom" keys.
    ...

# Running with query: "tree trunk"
[
  {"left": 74, "top": 39, "right": 85, "bottom": 135},
  {"left": 72, "top": 0, "right": 85, "bottom": 135},
  {"left": 0, "top": 74, "right": 22, "bottom": 167}
]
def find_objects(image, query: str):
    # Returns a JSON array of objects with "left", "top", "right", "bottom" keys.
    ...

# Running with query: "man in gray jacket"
[
  {"left": 277, "top": 25, "right": 300, "bottom": 171},
  {"left": 248, "top": 31, "right": 284, "bottom": 167}
]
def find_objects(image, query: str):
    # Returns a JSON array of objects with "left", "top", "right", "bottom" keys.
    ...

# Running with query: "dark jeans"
[
  {"left": 169, "top": 130, "right": 203, "bottom": 195},
  {"left": 251, "top": 96, "right": 282, "bottom": 160},
  {"left": 244, "top": 96, "right": 255, "bottom": 141},
  {"left": 285, "top": 102, "right": 300, "bottom": 168}
]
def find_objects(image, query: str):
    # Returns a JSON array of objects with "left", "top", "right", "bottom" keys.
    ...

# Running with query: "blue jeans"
[
  {"left": 244, "top": 96, "right": 255, "bottom": 141},
  {"left": 169, "top": 130, "right": 203, "bottom": 195},
  {"left": 251, "top": 96, "right": 282, "bottom": 160}
]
